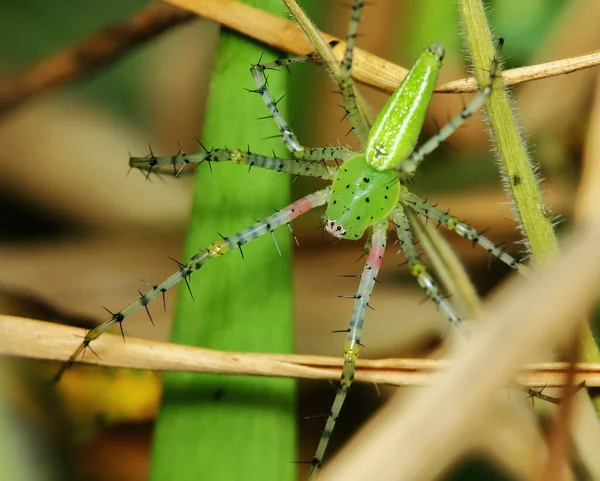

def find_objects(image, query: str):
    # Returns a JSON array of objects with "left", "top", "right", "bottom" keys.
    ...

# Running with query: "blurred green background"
[{"left": 1, "top": 0, "right": 598, "bottom": 480}]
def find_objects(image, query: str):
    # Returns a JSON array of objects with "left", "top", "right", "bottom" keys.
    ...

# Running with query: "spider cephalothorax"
[{"left": 325, "top": 154, "right": 402, "bottom": 239}]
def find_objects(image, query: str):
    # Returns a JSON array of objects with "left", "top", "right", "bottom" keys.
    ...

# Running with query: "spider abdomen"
[{"left": 365, "top": 43, "right": 444, "bottom": 172}]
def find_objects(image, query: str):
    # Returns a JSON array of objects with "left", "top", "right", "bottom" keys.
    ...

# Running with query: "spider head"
[{"left": 325, "top": 220, "right": 347, "bottom": 238}]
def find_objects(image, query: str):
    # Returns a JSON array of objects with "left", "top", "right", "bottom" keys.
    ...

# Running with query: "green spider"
[{"left": 55, "top": 1, "right": 525, "bottom": 478}]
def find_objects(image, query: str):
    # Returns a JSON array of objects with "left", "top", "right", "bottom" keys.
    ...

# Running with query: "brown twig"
[
  {"left": 166, "top": 0, "right": 600, "bottom": 94},
  {"left": 0, "top": 2, "right": 195, "bottom": 116},
  {"left": 536, "top": 333, "right": 583, "bottom": 481},
  {"left": 4, "top": 315, "right": 600, "bottom": 388}
]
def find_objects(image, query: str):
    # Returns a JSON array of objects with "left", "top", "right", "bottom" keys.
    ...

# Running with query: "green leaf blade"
[{"left": 149, "top": 1, "right": 296, "bottom": 480}]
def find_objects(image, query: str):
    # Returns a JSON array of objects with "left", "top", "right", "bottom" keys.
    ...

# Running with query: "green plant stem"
[
  {"left": 456, "top": 0, "right": 600, "bottom": 373},
  {"left": 457, "top": 0, "right": 558, "bottom": 265},
  {"left": 149, "top": 1, "right": 296, "bottom": 480}
]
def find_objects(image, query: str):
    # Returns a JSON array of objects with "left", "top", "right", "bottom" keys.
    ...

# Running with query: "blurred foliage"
[
  {"left": 0, "top": 0, "right": 148, "bottom": 119},
  {"left": 494, "top": 0, "right": 568, "bottom": 59},
  {"left": 0, "top": 0, "right": 594, "bottom": 480}
]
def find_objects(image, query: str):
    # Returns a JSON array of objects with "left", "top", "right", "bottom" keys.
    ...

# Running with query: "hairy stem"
[
  {"left": 457, "top": 0, "right": 558, "bottom": 264},
  {"left": 457, "top": 0, "right": 600, "bottom": 394}
]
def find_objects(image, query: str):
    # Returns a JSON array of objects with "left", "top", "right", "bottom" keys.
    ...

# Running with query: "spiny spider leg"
[
  {"left": 129, "top": 147, "right": 336, "bottom": 180},
  {"left": 250, "top": 60, "right": 356, "bottom": 162},
  {"left": 261, "top": 51, "right": 319, "bottom": 72},
  {"left": 301, "top": 146, "right": 356, "bottom": 162},
  {"left": 336, "top": 0, "right": 371, "bottom": 140},
  {"left": 397, "top": 39, "right": 504, "bottom": 179},
  {"left": 308, "top": 220, "right": 388, "bottom": 481},
  {"left": 53, "top": 188, "right": 331, "bottom": 382},
  {"left": 281, "top": 0, "right": 371, "bottom": 145},
  {"left": 391, "top": 207, "right": 466, "bottom": 334},
  {"left": 403, "top": 192, "right": 528, "bottom": 275},
  {"left": 249, "top": 61, "right": 302, "bottom": 156}
]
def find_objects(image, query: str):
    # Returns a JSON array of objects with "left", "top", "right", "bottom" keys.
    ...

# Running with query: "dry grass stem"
[
  {"left": 442, "top": 50, "right": 600, "bottom": 92},
  {"left": 1, "top": 0, "right": 598, "bottom": 116},
  {"left": 4, "top": 315, "right": 600, "bottom": 389},
  {"left": 576, "top": 74, "right": 600, "bottom": 222},
  {"left": 535, "top": 339, "right": 581, "bottom": 481},
  {"left": 317, "top": 219, "right": 600, "bottom": 481},
  {"left": 167, "top": 0, "right": 600, "bottom": 93}
]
